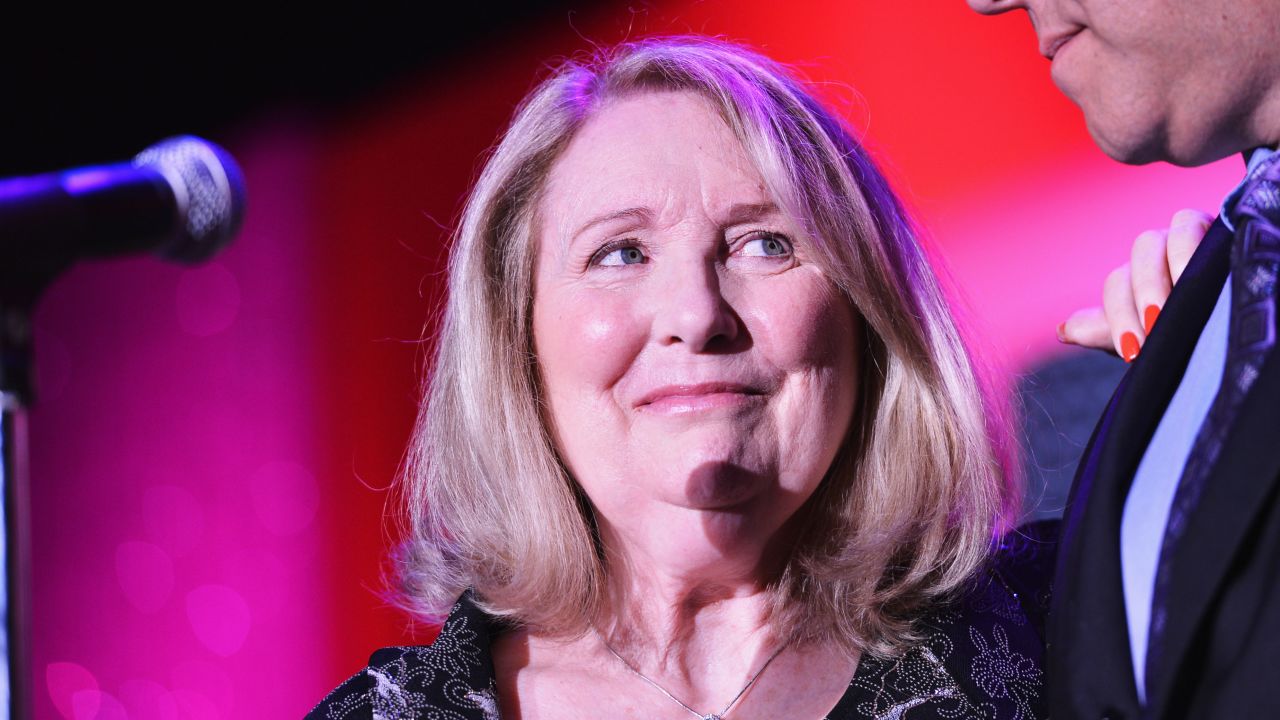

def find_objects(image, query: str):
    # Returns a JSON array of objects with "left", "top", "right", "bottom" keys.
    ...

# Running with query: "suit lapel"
[
  {"left": 1051, "top": 219, "right": 1232, "bottom": 715},
  {"left": 1051, "top": 369, "right": 1143, "bottom": 713},
  {"left": 1144, "top": 333, "right": 1280, "bottom": 718}
]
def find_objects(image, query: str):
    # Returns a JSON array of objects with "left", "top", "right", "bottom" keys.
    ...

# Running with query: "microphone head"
[{"left": 133, "top": 136, "right": 247, "bottom": 264}]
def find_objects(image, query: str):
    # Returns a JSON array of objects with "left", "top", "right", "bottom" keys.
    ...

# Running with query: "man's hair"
[{"left": 394, "top": 35, "right": 1019, "bottom": 657}]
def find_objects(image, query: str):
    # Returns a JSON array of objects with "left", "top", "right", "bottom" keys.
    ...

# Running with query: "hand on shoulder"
[{"left": 1059, "top": 208, "right": 1212, "bottom": 361}]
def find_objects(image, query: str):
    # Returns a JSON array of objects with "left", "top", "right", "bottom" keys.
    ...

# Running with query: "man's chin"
[
  {"left": 1086, "top": 118, "right": 1171, "bottom": 166},
  {"left": 1093, "top": 135, "right": 1164, "bottom": 166},
  {"left": 1088, "top": 115, "right": 1240, "bottom": 167},
  {"left": 1057, "top": 83, "right": 1167, "bottom": 164}
]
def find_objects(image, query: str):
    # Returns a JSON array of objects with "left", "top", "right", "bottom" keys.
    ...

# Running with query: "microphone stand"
[
  {"left": 0, "top": 186, "right": 67, "bottom": 720},
  {"left": 0, "top": 136, "right": 246, "bottom": 720},
  {"left": 0, "top": 301, "right": 32, "bottom": 720}
]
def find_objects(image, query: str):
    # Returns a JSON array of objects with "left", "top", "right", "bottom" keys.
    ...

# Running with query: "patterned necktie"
[{"left": 1145, "top": 151, "right": 1280, "bottom": 689}]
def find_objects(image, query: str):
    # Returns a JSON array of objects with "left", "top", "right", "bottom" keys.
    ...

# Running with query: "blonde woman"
[{"left": 312, "top": 36, "right": 1088, "bottom": 720}]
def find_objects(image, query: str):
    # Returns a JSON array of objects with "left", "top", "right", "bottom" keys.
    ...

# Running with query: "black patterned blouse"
[{"left": 308, "top": 522, "right": 1056, "bottom": 720}]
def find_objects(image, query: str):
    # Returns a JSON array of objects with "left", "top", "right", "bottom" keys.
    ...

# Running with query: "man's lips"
[{"left": 1042, "top": 29, "right": 1083, "bottom": 60}]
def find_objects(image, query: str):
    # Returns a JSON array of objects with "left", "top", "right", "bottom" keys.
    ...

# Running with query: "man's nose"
[
  {"left": 651, "top": 258, "right": 740, "bottom": 353},
  {"left": 966, "top": 0, "right": 1023, "bottom": 15}
]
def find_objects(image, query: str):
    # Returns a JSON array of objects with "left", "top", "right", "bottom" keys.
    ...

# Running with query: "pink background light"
[{"left": 22, "top": 3, "right": 1242, "bottom": 717}]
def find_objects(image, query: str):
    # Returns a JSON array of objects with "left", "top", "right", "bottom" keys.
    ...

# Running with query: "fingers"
[
  {"left": 1103, "top": 263, "right": 1143, "bottom": 362},
  {"left": 1129, "top": 228, "right": 1170, "bottom": 336},
  {"left": 1057, "top": 207, "right": 1213, "bottom": 361},
  {"left": 1057, "top": 306, "right": 1111, "bottom": 351},
  {"left": 1166, "top": 208, "right": 1212, "bottom": 284}
]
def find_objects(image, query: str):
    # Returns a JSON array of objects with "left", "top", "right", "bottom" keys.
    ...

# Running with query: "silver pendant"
[{"left": 703, "top": 716, "right": 723, "bottom": 720}]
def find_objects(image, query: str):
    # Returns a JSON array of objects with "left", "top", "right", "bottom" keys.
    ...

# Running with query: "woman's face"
[{"left": 532, "top": 91, "right": 860, "bottom": 577}]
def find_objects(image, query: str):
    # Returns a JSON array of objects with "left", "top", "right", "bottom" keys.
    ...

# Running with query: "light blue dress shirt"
[{"left": 1120, "top": 147, "right": 1275, "bottom": 703}]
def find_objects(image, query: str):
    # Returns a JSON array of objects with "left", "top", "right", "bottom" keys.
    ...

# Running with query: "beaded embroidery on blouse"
[{"left": 308, "top": 598, "right": 503, "bottom": 720}]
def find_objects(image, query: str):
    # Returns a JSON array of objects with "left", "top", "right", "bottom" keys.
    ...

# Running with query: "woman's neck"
[
  {"left": 606, "top": 577, "right": 775, "bottom": 667},
  {"left": 592, "top": 526, "right": 792, "bottom": 692},
  {"left": 494, "top": 528, "right": 858, "bottom": 720}
]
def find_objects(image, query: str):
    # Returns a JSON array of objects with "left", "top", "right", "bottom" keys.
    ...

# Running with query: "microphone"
[{"left": 0, "top": 136, "right": 247, "bottom": 306}]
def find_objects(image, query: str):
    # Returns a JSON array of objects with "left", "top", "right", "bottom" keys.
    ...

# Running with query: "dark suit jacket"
[{"left": 1049, "top": 216, "right": 1280, "bottom": 720}]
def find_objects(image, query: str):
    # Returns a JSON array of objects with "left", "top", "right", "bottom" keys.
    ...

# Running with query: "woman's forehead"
[{"left": 539, "top": 91, "right": 775, "bottom": 237}]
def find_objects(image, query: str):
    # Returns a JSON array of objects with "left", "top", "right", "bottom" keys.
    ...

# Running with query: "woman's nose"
[{"left": 650, "top": 258, "right": 740, "bottom": 352}]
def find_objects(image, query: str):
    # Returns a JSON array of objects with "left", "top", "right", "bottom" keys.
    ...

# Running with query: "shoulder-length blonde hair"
[{"left": 396, "top": 35, "right": 1018, "bottom": 657}]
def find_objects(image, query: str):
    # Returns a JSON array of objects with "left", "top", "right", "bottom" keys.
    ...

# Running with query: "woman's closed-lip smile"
[{"left": 635, "top": 382, "right": 766, "bottom": 414}]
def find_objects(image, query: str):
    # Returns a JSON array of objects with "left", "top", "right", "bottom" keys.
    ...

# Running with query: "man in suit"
[{"left": 966, "top": 1, "right": 1280, "bottom": 719}]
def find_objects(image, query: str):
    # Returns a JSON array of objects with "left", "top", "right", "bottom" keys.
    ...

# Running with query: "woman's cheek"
[
  {"left": 533, "top": 288, "right": 646, "bottom": 483},
  {"left": 746, "top": 277, "right": 860, "bottom": 439},
  {"left": 535, "top": 289, "right": 645, "bottom": 397},
  {"left": 748, "top": 277, "right": 856, "bottom": 370}
]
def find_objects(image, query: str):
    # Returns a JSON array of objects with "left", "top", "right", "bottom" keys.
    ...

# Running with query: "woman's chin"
[{"left": 662, "top": 459, "right": 773, "bottom": 510}]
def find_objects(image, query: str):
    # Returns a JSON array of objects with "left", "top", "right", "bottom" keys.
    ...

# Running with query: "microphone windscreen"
[{"left": 133, "top": 136, "right": 247, "bottom": 264}]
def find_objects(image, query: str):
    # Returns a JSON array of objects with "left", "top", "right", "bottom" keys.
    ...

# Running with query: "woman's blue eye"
[
  {"left": 596, "top": 245, "right": 647, "bottom": 266},
  {"left": 742, "top": 233, "right": 792, "bottom": 257}
]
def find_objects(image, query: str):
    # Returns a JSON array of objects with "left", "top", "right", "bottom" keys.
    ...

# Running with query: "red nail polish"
[
  {"left": 1057, "top": 323, "right": 1067, "bottom": 342},
  {"left": 1144, "top": 305, "right": 1160, "bottom": 335},
  {"left": 1121, "top": 332, "right": 1141, "bottom": 363}
]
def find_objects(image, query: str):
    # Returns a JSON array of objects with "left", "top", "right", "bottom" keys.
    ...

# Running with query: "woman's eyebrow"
[
  {"left": 721, "top": 201, "right": 780, "bottom": 225},
  {"left": 567, "top": 201, "right": 778, "bottom": 243},
  {"left": 571, "top": 207, "right": 651, "bottom": 242}
]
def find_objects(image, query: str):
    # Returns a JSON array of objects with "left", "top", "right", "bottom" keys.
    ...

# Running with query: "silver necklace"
[{"left": 594, "top": 629, "right": 789, "bottom": 720}]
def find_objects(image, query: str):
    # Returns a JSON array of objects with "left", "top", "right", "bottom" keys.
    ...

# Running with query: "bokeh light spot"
[
  {"left": 46, "top": 662, "right": 97, "bottom": 720},
  {"left": 72, "top": 690, "right": 127, "bottom": 720},
  {"left": 249, "top": 461, "right": 320, "bottom": 536},
  {"left": 185, "top": 585, "right": 251, "bottom": 657},
  {"left": 115, "top": 541, "right": 175, "bottom": 613},
  {"left": 119, "top": 678, "right": 179, "bottom": 720},
  {"left": 175, "top": 263, "right": 240, "bottom": 337}
]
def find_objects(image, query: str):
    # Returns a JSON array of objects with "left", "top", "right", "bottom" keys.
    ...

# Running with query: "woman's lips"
[{"left": 635, "top": 382, "right": 765, "bottom": 415}]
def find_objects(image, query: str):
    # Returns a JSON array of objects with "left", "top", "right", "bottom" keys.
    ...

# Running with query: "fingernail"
[
  {"left": 1144, "top": 305, "right": 1160, "bottom": 335},
  {"left": 1057, "top": 322, "right": 1067, "bottom": 342},
  {"left": 1121, "top": 332, "right": 1141, "bottom": 363}
]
